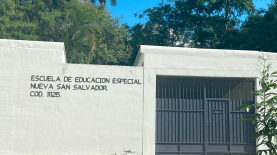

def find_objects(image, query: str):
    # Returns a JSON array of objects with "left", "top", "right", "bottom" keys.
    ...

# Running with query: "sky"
[{"left": 106, "top": 0, "right": 273, "bottom": 27}]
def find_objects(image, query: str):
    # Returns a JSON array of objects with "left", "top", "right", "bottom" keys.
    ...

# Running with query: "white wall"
[
  {"left": 138, "top": 45, "right": 277, "bottom": 155},
  {"left": 1, "top": 40, "right": 277, "bottom": 155},
  {"left": 0, "top": 39, "right": 144, "bottom": 155}
]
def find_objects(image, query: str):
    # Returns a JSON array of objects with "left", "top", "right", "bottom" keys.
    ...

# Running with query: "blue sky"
[{"left": 107, "top": 0, "right": 273, "bottom": 27}]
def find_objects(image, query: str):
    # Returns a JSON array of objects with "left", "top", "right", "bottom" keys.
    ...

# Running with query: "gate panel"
[
  {"left": 156, "top": 77, "right": 255, "bottom": 155},
  {"left": 156, "top": 98, "right": 205, "bottom": 143},
  {"left": 207, "top": 100, "right": 229, "bottom": 144},
  {"left": 230, "top": 100, "right": 255, "bottom": 144}
]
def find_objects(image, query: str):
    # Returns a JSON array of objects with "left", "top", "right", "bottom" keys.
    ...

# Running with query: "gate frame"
[{"left": 155, "top": 76, "right": 257, "bottom": 155}]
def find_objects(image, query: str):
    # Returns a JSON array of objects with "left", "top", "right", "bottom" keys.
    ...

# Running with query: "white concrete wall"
[
  {"left": 138, "top": 45, "right": 277, "bottom": 155},
  {"left": 2, "top": 40, "right": 277, "bottom": 155},
  {"left": 0, "top": 39, "right": 144, "bottom": 155}
]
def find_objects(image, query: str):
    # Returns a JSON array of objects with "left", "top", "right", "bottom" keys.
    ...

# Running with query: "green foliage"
[
  {"left": 90, "top": 0, "right": 117, "bottom": 8},
  {"left": 0, "top": 0, "right": 131, "bottom": 65},
  {"left": 62, "top": 0, "right": 131, "bottom": 64},
  {"left": 0, "top": 0, "right": 67, "bottom": 41},
  {"left": 128, "top": 0, "right": 255, "bottom": 65},
  {"left": 237, "top": 57, "right": 277, "bottom": 155},
  {"left": 128, "top": 3, "right": 190, "bottom": 64},
  {"left": 217, "top": 1, "right": 277, "bottom": 52}
]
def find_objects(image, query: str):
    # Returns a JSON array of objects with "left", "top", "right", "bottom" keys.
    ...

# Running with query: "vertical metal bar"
[
  {"left": 213, "top": 100, "right": 215, "bottom": 143},
  {"left": 196, "top": 83, "right": 198, "bottom": 142},
  {"left": 237, "top": 100, "right": 241, "bottom": 143},
  {"left": 156, "top": 111, "right": 158, "bottom": 142},
  {"left": 249, "top": 81, "right": 253, "bottom": 142},
  {"left": 241, "top": 81, "right": 244, "bottom": 101},
  {"left": 179, "top": 81, "right": 181, "bottom": 143},
  {"left": 222, "top": 101, "right": 224, "bottom": 143},
  {"left": 208, "top": 100, "right": 212, "bottom": 143},
  {"left": 156, "top": 81, "right": 158, "bottom": 143},
  {"left": 239, "top": 82, "right": 240, "bottom": 100},
  {"left": 195, "top": 83, "right": 198, "bottom": 142},
  {"left": 215, "top": 82, "right": 217, "bottom": 98},
  {"left": 248, "top": 81, "right": 250, "bottom": 101},
  {"left": 200, "top": 85, "right": 204, "bottom": 142},
  {"left": 193, "top": 82, "right": 198, "bottom": 142},
  {"left": 243, "top": 81, "right": 245, "bottom": 100},
  {"left": 238, "top": 101, "right": 244, "bottom": 143},
  {"left": 240, "top": 81, "right": 243, "bottom": 97},
  {"left": 244, "top": 114, "right": 246, "bottom": 143},
  {"left": 227, "top": 81, "right": 230, "bottom": 99},
  {"left": 222, "top": 81, "right": 224, "bottom": 98},
  {"left": 170, "top": 81, "right": 172, "bottom": 142},
  {"left": 186, "top": 83, "right": 189, "bottom": 142},
  {"left": 176, "top": 82, "right": 178, "bottom": 142},
  {"left": 219, "top": 101, "right": 222, "bottom": 143},
  {"left": 243, "top": 110, "right": 247, "bottom": 143},
  {"left": 236, "top": 101, "right": 239, "bottom": 143},
  {"left": 217, "top": 101, "right": 219, "bottom": 143},
  {"left": 211, "top": 82, "right": 214, "bottom": 98},
  {"left": 165, "top": 81, "right": 167, "bottom": 142},
  {"left": 218, "top": 101, "right": 221, "bottom": 143},
  {"left": 207, "top": 81, "right": 209, "bottom": 98},
  {"left": 176, "top": 83, "right": 178, "bottom": 143},
  {"left": 229, "top": 81, "right": 232, "bottom": 151},
  {"left": 235, "top": 81, "right": 238, "bottom": 100},
  {"left": 248, "top": 81, "right": 252, "bottom": 142},
  {"left": 182, "top": 82, "right": 184, "bottom": 142},
  {"left": 167, "top": 82, "right": 170, "bottom": 142},
  {"left": 175, "top": 108, "right": 177, "bottom": 143},
  {"left": 161, "top": 80, "right": 163, "bottom": 143},
  {"left": 173, "top": 82, "right": 175, "bottom": 142},
  {"left": 225, "top": 81, "right": 231, "bottom": 99},
  {"left": 165, "top": 111, "right": 168, "bottom": 142},
  {"left": 215, "top": 101, "right": 218, "bottom": 143},
  {"left": 169, "top": 82, "right": 172, "bottom": 142},
  {"left": 172, "top": 82, "right": 175, "bottom": 142},
  {"left": 234, "top": 100, "right": 238, "bottom": 143},
  {"left": 156, "top": 80, "right": 158, "bottom": 142},
  {"left": 220, "top": 100, "right": 223, "bottom": 143},
  {"left": 226, "top": 100, "right": 229, "bottom": 143},
  {"left": 190, "top": 83, "right": 192, "bottom": 142},
  {"left": 212, "top": 101, "right": 215, "bottom": 143},
  {"left": 220, "top": 101, "right": 222, "bottom": 142},
  {"left": 193, "top": 83, "right": 196, "bottom": 142},
  {"left": 179, "top": 143, "right": 181, "bottom": 155},
  {"left": 250, "top": 82, "right": 252, "bottom": 103},
  {"left": 247, "top": 111, "right": 249, "bottom": 143},
  {"left": 204, "top": 81, "right": 208, "bottom": 155},
  {"left": 161, "top": 80, "right": 164, "bottom": 142},
  {"left": 216, "top": 101, "right": 220, "bottom": 143}
]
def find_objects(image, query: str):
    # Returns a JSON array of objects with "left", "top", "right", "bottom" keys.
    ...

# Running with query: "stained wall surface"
[{"left": 0, "top": 39, "right": 143, "bottom": 155}]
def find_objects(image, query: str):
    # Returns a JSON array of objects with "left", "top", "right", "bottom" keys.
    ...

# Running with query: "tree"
[
  {"left": 63, "top": 0, "right": 131, "bottom": 65},
  {"left": 90, "top": 0, "right": 117, "bottom": 8},
  {"left": 0, "top": 0, "right": 131, "bottom": 65},
  {"left": 128, "top": 0, "right": 255, "bottom": 65},
  {"left": 173, "top": 0, "right": 254, "bottom": 48},
  {"left": 237, "top": 57, "right": 277, "bottom": 155},
  {"left": 0, "top": 0, "right": 64, "bottom": 41},
  {"left": 217, "top": 1, "right": 277, "bottom": 52}
]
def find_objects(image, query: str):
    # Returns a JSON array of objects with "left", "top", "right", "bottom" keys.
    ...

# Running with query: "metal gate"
[{"left": 156, "top": 77, "right": 256, "bottom": 155}]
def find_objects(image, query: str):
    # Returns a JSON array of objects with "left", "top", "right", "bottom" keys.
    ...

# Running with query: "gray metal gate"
[{"left": 156, "top": 77, "right": 256, "bottom": 155}]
